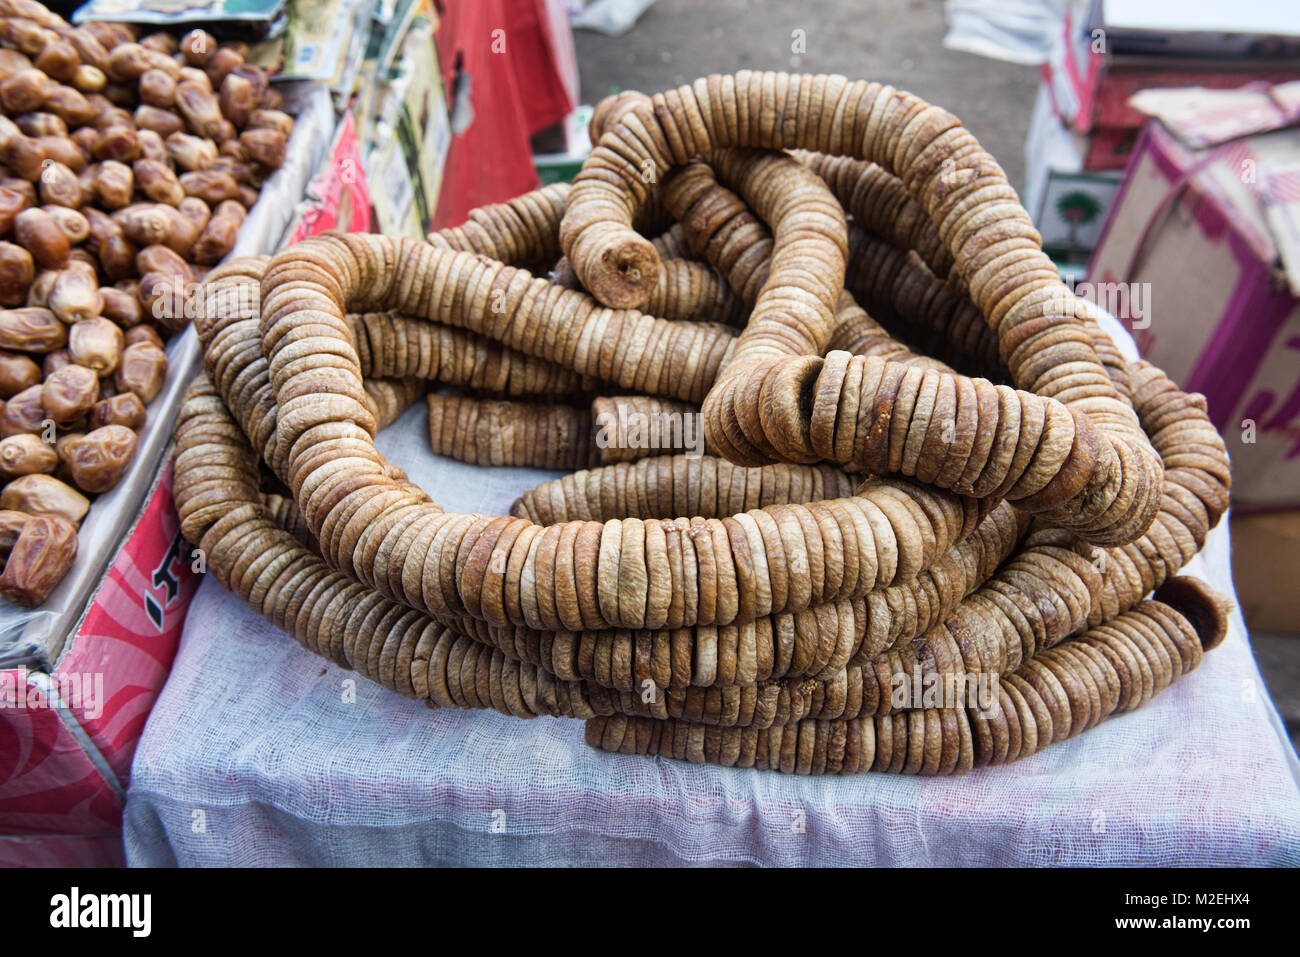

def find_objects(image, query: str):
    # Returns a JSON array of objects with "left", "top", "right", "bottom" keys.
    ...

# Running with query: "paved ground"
[
  {"left": 572, "top": 0, "right": 1300, "bottom": 756},
  {"left": 1252, "top": 633, "right": 1300, "bottom": 752},
  {"left": 573, "top": 0, "right": 1038, "bottom": 190}
]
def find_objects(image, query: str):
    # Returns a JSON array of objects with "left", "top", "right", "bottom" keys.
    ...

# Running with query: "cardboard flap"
[
  {"left": 1129, "top": 84, "right": 1300, "bottom": 296},
  {"left": 1130, "top": 81, "right": 1300, "bottom": 148}
]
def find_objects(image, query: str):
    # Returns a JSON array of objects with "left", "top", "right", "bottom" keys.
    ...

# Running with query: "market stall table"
[{"left": 123, "top": 317, "right": 1300, "bottom": 866}]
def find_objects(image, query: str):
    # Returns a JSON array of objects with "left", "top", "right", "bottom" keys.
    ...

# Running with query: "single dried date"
[
  {"left": 0, "top": 512, "right": 78, "bottom": 606},
  {"left": 0, "top": 306, "right": 65, "bottom": 352},
  {"left": 62, "top": 423, "right": 137, "bottom": 493},
  {"left": 0, "top": 473, "right": 89, "bottom": 526}
]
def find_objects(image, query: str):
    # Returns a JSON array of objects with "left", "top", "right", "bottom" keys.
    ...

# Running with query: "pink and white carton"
[
  {"left": 1089, "top": 113, "right": 1300, "bottom": 509},
  {"left": 0, "top": 464, "right": 199, "bottom": 866}
]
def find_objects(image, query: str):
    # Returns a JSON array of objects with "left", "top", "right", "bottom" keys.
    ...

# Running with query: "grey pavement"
[{"left": 574, "top": 0, "right": 1037, "bottom": 190}]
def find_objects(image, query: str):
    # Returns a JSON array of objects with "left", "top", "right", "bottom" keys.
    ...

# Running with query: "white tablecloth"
[{"left": 122, "top": 395, "right": 1300, "bottom": 866}]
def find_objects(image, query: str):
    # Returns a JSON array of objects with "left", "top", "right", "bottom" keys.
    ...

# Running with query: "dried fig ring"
[
  {"left": 171, "top": 109, "right": 1232, "bottom": 776},
  {"left": 259, "top": 233, "right": 986, "bottom": 633},
  {"left": 561, "top": 72, "right": 1163, "bottom": 545}
]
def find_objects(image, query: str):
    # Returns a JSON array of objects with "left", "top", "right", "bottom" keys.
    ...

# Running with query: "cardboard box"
[
  {"left": 1083, "top": 124, "right": 1141, "bottom": 172},
  {"left": 1043, "top": 4, "right": 1300, "bottom": 171},
  {"left": 0, "top": 464, "right": 198, "bottom": 867},
  {"left": 366, "top": 15, "right": 450, "bottom": 237},
  {"left": 1086, "top": 0, "right": 1300, "bottom": 61},
  {"left": 1231, "top": 510, "right": 1300, "bottom": 633},
  {"left": 1052, "top": 54, "right": 1300, "bottom": 141},
  {"left": 1025, "top": 81, "right": 1123, "bottom": 265},
  {"left": 1038, "top": 169, "right": 1123, "bottom": 263},
  {"left": 1089, "top": 118, "right": 1300, "bottom": 508}
]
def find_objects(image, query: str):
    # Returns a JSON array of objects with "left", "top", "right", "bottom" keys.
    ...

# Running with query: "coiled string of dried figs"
[
  {"left": 563, "top": 74, "right": 1162, "bottom": 546},
  {"left": 173, "top": 355, "right": 1228, "bottom": 772},
  {"left": 172, "top": 75, "right": 1232, "bottom": 775}
]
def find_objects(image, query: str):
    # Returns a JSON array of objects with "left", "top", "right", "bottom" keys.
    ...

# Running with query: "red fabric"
[
  {"left": 0, "top": 675, "right": 123, "bottom": 836},
  {"left": 506, "top": 0, "right": 574, "bottom": 134},
  {"left": 0, "top": 832, "right": 125, "bottom": 867},
  {"left": 433, "top": 0, "right": 573, "bottom": 229}
]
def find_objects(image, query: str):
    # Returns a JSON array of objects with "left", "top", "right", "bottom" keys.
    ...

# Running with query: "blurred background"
[{"left": 572, "top": 0, "right": 1039, "bottom": 189}]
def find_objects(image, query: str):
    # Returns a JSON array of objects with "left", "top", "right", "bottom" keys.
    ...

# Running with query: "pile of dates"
[{"left": 0, "top": 0, "right": 292, "bottom": 606}]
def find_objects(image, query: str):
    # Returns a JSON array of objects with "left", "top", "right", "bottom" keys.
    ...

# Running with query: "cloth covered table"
[{"left": 124, "top": 313, "right": 1300, "bottom": 866}]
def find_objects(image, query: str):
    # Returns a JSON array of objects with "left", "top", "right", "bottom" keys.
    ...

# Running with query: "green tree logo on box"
[{"left": 1057, "top": 190, "right": 1103, "bottom": 246}]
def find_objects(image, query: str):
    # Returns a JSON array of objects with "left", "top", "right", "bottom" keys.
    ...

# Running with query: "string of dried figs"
[
  {"left": 562, "top": 73, "right": 1164, "bottom": 546},
  {"left": 502, "top": 347, "right": 1228, "bottom": 701},
  {"left": 418, "top": 153, "right": 952, "bottom": 470},
  {"left": 171, "top": 74, "right": 1232, "bottom": 775},
  {"left": 171, "top": 339, "right": 1228, "bottom": 773},
  {"left": 428, "top": 182, "right": 743, "bottom": 327},
  {"left": 0, "top": 1, "right": 293, "bottom": 606},
  {"left": 585, "top": 583, "right": 1225, "bottom": 775},
  {"left": 423, "top": 155, "right": 1015, "bottom": 476},
  {"left": 655, "top": 150, "right": 967, "bottom": 379},
  {"left": 180, "top": 291, "right": 1227, "bottom": 769},
  {"left": 196, "top": 252, "right": 989, "bottom": 696}
]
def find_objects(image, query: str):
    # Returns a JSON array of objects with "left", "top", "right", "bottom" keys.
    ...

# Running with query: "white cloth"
[
  {"left": 122, "top": 398, "right": 1300, "bottom": 866},
  {"left": 942, "top": 0, "right": 1066, "bottom": 66}
]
